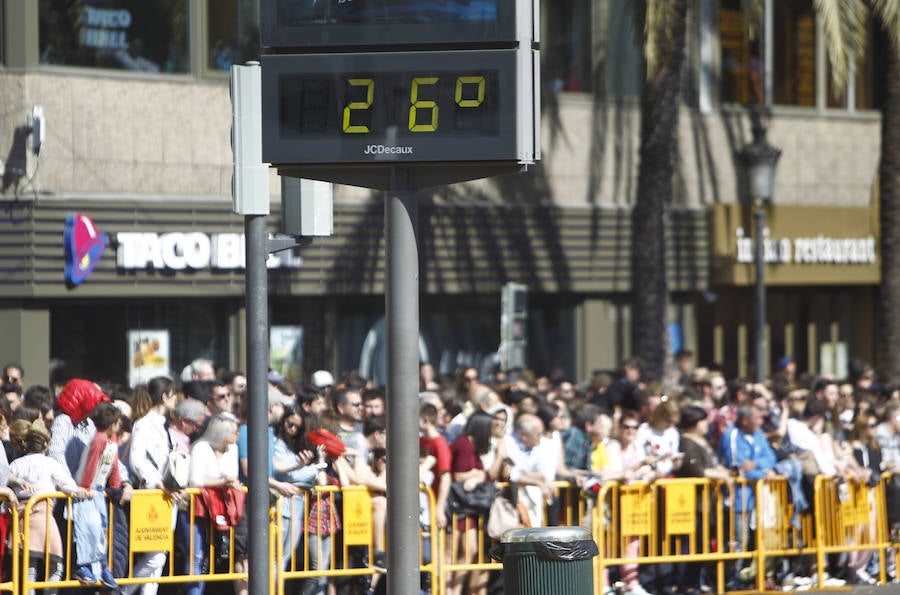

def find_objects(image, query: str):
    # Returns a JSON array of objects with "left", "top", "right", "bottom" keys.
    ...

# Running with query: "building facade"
[{"left": 0, "top": 0, "right": 883, "bottom": 388}]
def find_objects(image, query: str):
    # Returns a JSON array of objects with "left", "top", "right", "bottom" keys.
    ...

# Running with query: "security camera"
[{"left": 29, "top": 105, "right": 45, "bottom": 156}]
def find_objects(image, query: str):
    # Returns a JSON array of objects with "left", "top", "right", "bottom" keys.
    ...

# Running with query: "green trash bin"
[{"left": 490, "top": 526, "right": 599, "bottom": 595}]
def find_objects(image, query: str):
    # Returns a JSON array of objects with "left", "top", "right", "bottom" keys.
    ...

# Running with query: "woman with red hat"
[{"left": 49, "top": 378, "right": 111, "bottom": 474}]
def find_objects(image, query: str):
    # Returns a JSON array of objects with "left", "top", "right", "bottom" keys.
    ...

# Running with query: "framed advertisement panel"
[{"left": 127, "top": 329, "right": 170, "bottom": 387}]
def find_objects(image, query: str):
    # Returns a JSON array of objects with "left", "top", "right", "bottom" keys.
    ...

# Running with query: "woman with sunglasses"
[
  {"left": 273, "top": 406, "right": 319, "bottom": 570},
  {"left": 614, "top": 410, "right": 658, "bottom": 595}
]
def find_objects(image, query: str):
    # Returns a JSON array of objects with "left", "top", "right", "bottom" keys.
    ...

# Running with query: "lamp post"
[{"left": 739, "top": 117, "right": 780, "bottom": 382}]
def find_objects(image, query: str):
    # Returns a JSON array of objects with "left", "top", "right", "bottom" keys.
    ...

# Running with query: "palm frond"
[
  {"left": 872, "top": 0, "right": 900, "bottom": 53},
  {"left": 814, "top": 0, "right": 868, "bottom": 92},
  {"left": 742, "top": 0, "right": 764, "bottom": 40}
]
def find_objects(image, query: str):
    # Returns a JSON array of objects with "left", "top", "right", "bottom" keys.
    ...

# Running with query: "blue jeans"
[
  {"left": 72, "top": 491, "right": 108, "bottom": 566},
  {"left": 774, "top": 457, "right": 809, "bottom": 525},
  {"left": 186, "top": 518, "right": 208, "bottom": 595},
  {"left": 303, "top": 534, "right": 331, "bottom": 595},
  {"left": 281, "top": 494, "right": 306, "bottom": 570}
]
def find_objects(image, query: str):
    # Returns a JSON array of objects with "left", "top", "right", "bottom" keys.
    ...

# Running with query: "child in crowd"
[
  {"left": 9, "top": 420, "right": 92, "bottom": 593},
  {"left": 72, "top": 402, "right": 125, "bottom": 589}
]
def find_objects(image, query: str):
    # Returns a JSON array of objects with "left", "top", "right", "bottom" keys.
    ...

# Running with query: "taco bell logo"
[{"left": 64, "top": 213, "right": 107, "bottom": 286}]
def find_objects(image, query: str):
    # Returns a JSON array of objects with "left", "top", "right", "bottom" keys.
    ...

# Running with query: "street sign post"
[{"left": 255, "top": 2, "right": 540, "bottom": 593}]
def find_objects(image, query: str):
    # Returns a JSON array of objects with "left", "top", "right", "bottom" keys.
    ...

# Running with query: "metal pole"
[
  {"left": 245, "top": 213, "right": 270, "bottom": 595},
  {"left": 754, "top": 201, "right": 767, "bottom": 382},
  {"left": 385, "top": 168, "right": 420, "bottom": 595},
  {"left": 764, "top": 0, "right": 773, "bottom": 108}
]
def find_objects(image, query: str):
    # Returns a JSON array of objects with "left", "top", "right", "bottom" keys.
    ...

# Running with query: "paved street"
[{"left": 775, "top": 586, "right": 900, "bottom": 594}]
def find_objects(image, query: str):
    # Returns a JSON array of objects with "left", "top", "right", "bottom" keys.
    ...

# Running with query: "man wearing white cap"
[{"left": 311, "top": 369, "right": 335, "bottom": 396}]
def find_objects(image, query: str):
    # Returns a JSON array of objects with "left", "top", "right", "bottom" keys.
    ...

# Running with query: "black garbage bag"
[{"left": 490, "top": 538, "right": 598, "bottom": 562}]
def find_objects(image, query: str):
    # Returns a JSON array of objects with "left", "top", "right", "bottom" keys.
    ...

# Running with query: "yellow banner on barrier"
[
  {"left": 130, "top": 492, "right": 174, "bottom": 552},
  {"left": 621, "top": 490, "right": 652, "bottom": 536},
  {"left": 665, "top": 484, "right": 696, "bottom": 535},
  {"left": 342, "top": 489, "right": 373, "bottom": 546}
]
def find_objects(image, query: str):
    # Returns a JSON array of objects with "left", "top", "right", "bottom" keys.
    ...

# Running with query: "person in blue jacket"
[{"left": 717, "top": 404, "right": 777, "bottom": 533}]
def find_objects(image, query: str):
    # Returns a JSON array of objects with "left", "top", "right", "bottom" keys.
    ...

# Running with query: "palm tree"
[
  {"left": 631, "top": 0, "right": 689, "bottom": 382},
  {"left": 815, "top": 0, "right": 900, "bottom": 383}
]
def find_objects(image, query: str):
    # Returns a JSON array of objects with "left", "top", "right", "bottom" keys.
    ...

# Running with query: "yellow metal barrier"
[
  {"left": 18, "top": 488, "right": 264, "bottom": 594},
  {"left": 273, "top": 484, "right": 435, "bottom": 595},
  {"left": 593, "top": 477, "right": 754, "bottom": 594},
  {"left": 812, "top": 474, "right": 892, "bottom": 587},
  {"left": 889, "top": 472, "right": 900, "bottom": 582},
  {"left": 439, "top": 481, "right": 583, "bottom": 595},
  {"left": 751, "top": 476, "right": 814, "bottom": 592},
  {"left": 8, "top": 472, "right": 900, "bottom": 595}
]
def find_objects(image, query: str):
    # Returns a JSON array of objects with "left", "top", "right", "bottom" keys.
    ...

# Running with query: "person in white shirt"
[
  {"left": 504, "top": 413, "right": 555, "bottom": 527},
  {"left": 11, "top": 420, "right": 91, "bottom": 591},
  {"left": 634, "top": 398, "right": 682, "bottom": 478},
  {"left": 786, "top": 397, "right": 865, "bottom": 481},
  {"left": 187, "top": 414, "right": 242, "bottom": 595},
  {"left": 125, "top": 376, "right": 178, "bottom": 595}
]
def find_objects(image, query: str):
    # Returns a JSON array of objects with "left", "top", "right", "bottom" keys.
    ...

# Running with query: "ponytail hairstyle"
[{"left": 146, "top": 376, "right": 175, "bottom": 407}]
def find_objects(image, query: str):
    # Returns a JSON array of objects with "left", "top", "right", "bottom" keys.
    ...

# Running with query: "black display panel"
[
  {"left": 262, "top": 50, "right": 523, "bottom": 164},
  {"left": 260, "top": 0, "right": 518, "bottom": 48}
]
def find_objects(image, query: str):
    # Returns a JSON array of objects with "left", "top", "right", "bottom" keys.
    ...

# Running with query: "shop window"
[
  {"left": 772, "top": 0, "right": 816, "bottom": 107},
  {"left": 38, "top": 0, "right": 189, "bottom": 73},
  {"left": 719, "top": 0, "right": 762, "bottom": 105},
  {"left": 52, "top": 301, "right": 232, "bottom": 388},
  {"left": 207, "top": 0, "right": 259, "bottom": 72},
  {"left": 542, "top": 0, "right": 591, "bottom": 94},
  {"left": 608, "top": 1, "right": 641, "bottom": 98},
  {"left": 718, "top": 0, "right": 877, "bottom": 110}
]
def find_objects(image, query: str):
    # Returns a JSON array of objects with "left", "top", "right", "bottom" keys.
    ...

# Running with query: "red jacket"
[{"left": 196, "top": 487, "right": 246, "bottom": 529}]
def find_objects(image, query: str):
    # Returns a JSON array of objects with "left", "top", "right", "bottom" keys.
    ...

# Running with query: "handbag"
[
  {"left": 447, "top": 481, "right": 495, "bottom": 516},
  {"left": 162, "top": 451, "right": 191, "bottom": 492},
  {"left": 795, "top": 450, "right": 820, "bottom": 476},
  {"left": 213, "top": 529, "right": 231, "bottom": 573},
  {"left": 487, "top": 494, "right": 520, "bottom": 539}
]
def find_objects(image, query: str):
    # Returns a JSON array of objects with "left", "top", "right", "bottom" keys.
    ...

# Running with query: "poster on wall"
[
  {"left": 270, "top": 326, "right": 303, "bottom": 382},
  {"left": 128, "top": 330, "right": 170, "bottom": 387}
]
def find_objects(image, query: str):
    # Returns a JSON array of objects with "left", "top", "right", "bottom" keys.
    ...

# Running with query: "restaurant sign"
[{"left": 710, "top": 204, "right": 879, "bottom": 286}]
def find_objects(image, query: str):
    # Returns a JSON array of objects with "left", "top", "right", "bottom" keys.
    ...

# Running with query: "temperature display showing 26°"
[
  {"left": 262, "top": 50, "right": 523, "bottom": 164},
  {"left": 279, "top": 70, "right": 499, "bottom": 140}
]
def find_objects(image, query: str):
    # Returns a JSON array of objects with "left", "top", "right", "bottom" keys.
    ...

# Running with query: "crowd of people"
[
  {"left": 416, "top": 354, "right": 900, "bottom": 594},
  {"left": 0, "top": 352, "right": 897, "bottom": 595}
]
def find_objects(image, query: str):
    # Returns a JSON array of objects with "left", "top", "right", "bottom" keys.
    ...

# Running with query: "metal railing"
[{"left": 0, "top": 472, "right": 895, "bottom": 595}]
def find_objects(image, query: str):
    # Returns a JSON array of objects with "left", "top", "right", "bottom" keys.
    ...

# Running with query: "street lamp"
[{"left": 739, "top": 117, "right": 780, "bottom": 382}]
